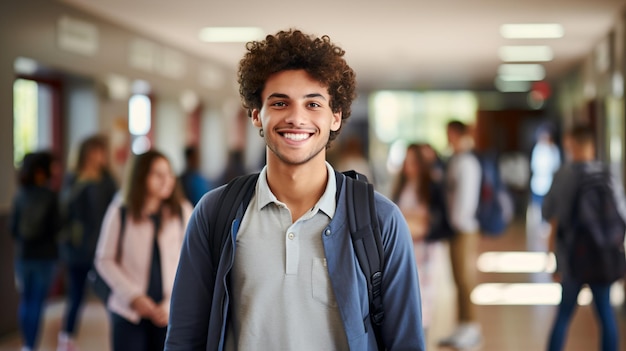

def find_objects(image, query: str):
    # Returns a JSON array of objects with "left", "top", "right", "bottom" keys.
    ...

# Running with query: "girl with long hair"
[
  {"left": 391, "top": 143, "right": 450, "bottom": 337},
  {"left": 95, "top": 150, "right": 192, "bottom": 351}
]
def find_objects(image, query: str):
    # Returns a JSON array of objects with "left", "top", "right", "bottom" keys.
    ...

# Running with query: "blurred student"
[
  {"left": 439, "top": 120, "right": 483, "bottom": 350},
  {"left": 530, "top": 126, "right": 561, "bottom": 207},
  {"left": 58, "top": 135, "right": 117, "bottom": 351},
  {"left": 95, "top": 150, "right": 192, "bottom": 351},
  {"left": 390, "top": 143, "right": 451, "bottom": 338},
  {"left": 10, "top": 151, "right": 61, "bottom": 351},
  {"left": 418, "top": 143, "right": 445, "bottom": 183},
  {"left": 179, "top": 145, "right": 213, "bottom": 206},
  {"left": 543, "top": 125, "right": 624, "bottom": 351},
  {"left": 335, "top": 136, "right": 374, "bottom": 182}
]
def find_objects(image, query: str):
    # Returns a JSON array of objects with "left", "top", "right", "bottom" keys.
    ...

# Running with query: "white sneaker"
[
  {"left": 438, "top": 323, "right": 483, "bottom": 350},
  {"left": 57, "top": 332, "right": 79, "bottom": 351},
  {"left": 451, "top": 323, "right": 483, "bottom": 350}
]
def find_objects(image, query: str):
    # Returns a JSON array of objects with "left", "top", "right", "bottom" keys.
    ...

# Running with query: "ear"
[
  {"left": 330, "top": 111, "right": 342, "bottom": 132},
  {"left": 251, "top": 109, "right": 262, "bottom": 128}
]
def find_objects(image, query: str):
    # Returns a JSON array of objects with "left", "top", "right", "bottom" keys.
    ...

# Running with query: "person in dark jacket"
[
  {"left": 58, "top": 135, "right": 117, "bottom": 351},
  {"left": 10, "top": 151, "right": 61, "bottom": 351}
]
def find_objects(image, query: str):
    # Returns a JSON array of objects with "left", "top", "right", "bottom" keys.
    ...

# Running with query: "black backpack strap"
[
  {"left": 115, "top": 206, "right": 127, "bottom": 262},
  {"left": 209, "top": 173, "right": 259, "bottom": 273},
  {"left": 336, "top": 170, "right": 385, "bottom": 349}
]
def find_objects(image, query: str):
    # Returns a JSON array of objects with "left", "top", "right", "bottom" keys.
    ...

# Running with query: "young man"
[
  {"left": 165, "top": 29, "right": 425, "bottom": 350},
  {"left": 543, "top": 125, "right": 624, "bottom": 351},
  {"left": 439, "top": 120, "right": 483, "bottom": 350}
]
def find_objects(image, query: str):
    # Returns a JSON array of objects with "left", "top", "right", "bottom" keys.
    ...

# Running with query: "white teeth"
[{"left": 283, "top": 133, "right": 310, "bottom": 141}]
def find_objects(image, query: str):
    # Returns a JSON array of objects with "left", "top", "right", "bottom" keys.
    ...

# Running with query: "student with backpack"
[
  {"left": 165, "top": 29, "right": 425, "bottom": 351},
  {"left": 10, "top": 151, "right": 61, "bottom": 351},
  {"left": 95, "top": 150, "right": 193, "bottom": 351},
  {"left": 438, "top": 120, "right": 483, "bottom": 350},
  {"left": 543, "top": 125, "right": 626, "bottom": 351},
  {"left": 57, "top": 135, "right": 117, "bottom": 351}
]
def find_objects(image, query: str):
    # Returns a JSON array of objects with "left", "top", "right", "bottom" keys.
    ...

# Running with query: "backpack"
[
  {"left": 209, "top": 170, "right": 385, "bottom": 349},
  {"left": 424, "top": 180, "right": 455, "bottom": 242},
  {"left": 565, "top": 165, "right": 626, "bottom": 284},
  {"left": 473, "top": 151, "right": 511, "bottom": 237}
]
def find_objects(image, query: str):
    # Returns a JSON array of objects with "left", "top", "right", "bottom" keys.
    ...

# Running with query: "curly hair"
[{"left": 237, "top": 29, "right": 357, "bottom": 145}]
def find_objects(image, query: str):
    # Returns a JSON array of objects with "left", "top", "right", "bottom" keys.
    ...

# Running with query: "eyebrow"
[{"left": 266, "top": 93, "right": 327, "bottom": 101}]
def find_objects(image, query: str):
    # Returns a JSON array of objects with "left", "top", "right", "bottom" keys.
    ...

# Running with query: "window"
[{"left": 13, "top": 78, "right": 54, "bottom": 166}]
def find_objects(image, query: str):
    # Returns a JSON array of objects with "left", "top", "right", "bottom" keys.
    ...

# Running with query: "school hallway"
[{"left": 0, "top": 212, "right": 625, "bottom": 351}]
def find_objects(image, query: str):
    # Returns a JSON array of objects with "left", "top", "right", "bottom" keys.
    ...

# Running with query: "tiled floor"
[{"left": 1, "top": 212, "right": 625, "bottom": 350}]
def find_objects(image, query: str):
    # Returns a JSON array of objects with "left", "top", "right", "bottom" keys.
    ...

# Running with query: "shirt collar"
[{"left": 256, "top": 162, "right": 336, "bottom": 219}]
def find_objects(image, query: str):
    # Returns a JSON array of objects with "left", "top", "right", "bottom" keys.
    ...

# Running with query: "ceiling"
[{"left": 60, "top": 0, "right": 626, "bottom": 92}]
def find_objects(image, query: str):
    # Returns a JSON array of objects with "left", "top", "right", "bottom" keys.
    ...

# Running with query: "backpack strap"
[
  {"left": 209, "top": 174, "right": 259, "bottom": 273},
  {"left": 115, "top": 207, "right": 127, "bottom": 262},
  {"left": 335, "top": 170, "right": 385, "bottom": 349}
]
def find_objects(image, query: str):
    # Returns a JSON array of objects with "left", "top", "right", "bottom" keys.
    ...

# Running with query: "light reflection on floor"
[
  {"left": 474, "top": 251, "right": 625, "bottom": 306},
  {"left": 477, "top": 251, "right": 556, "bottom": 273}
]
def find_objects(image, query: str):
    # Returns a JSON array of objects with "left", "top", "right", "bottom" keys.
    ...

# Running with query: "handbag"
[{"left": 88, "top": 207, "right": 127, "bottom": 303}]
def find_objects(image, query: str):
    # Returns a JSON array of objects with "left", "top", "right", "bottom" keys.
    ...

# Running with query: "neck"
[
  {"left": 143, "top": 196, "right": 161, "bottom": 217},
  {"left": 265, "top": 157, "right": 329, "bottom": 222},
  {"left": 79, "top": 164, "right": 101, "bottom": 180}
]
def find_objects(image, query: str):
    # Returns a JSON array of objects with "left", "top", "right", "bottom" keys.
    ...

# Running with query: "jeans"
[
  {"left": 14, "top": 259, "right": 57, "bottom": 349},
  {"left": 62, "top": 262, "right": 92, "bottom": 335},
  {"left": 547, "top": 278, "right": 618, "bottom": 351},
  {"left": 110, "top": 312, "right": 167, "bottom": 351}
]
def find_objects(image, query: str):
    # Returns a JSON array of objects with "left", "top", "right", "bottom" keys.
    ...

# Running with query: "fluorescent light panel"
[
  {"left": 199, "top": 27, "right": 264, "bottom": 43},
  {"left": 499, "top": 46, "right": 553, "bottom": 62},
  {"left": 495, "top": 78, "right": 531, "bottom": 93},
  {"left": 500, "top": 24, "right": 564, "bottom": 39},
  {"left": 498, "top": 63, "right": 545, "bottom": 81}
]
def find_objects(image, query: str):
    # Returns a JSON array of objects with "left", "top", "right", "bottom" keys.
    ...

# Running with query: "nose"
[{"left": 283, "top": 104, "right": 307, "bottom": 126}]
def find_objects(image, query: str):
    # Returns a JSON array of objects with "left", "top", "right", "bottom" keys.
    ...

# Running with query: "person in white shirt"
[{"left": 438, "top": 120, "right": 483, "bottom": 350}]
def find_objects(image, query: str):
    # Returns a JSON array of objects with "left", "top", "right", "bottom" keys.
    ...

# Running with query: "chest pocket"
[{"left": 311, "top": 257, "right": 337, "bottom": 308}]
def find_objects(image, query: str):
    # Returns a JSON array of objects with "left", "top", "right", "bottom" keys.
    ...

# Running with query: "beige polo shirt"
[{"left": 225, "top": 163, "right": 348, "bottom": 350}]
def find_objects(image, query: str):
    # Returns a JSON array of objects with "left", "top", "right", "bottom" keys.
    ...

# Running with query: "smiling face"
[{"left": 251, "top": 69, "right": 342, "bottom": 167}]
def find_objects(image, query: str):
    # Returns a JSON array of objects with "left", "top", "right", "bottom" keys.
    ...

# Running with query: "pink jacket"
[{"left": 95, "top": 197, "right": 193, "bottom": 323}]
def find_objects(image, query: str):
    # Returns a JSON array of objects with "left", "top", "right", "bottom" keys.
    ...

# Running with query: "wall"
[{"left": 0, "top": 0, "right": 238, "bottom": 210}]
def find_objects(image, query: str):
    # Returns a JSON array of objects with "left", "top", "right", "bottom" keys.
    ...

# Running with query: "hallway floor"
[{"left": 1, "top": 211, "right": 625, "bottom": 350}]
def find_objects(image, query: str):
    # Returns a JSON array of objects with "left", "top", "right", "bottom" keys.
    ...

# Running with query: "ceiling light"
[
  {"left": 494, "top": 78, "right": 532, "bottom": 93},
  {"left": 199, "top": 27, "right": 264, "bottom": 43},
  {"left": 14, "top": 57, "right": 39, "bottom": 75},
  {"left": 499, "top": 46, "right": 553, "bottom": 62},
  {"left": 498, "top": 64, "right": 545, "bottom": 81},
  {"left": 500, "top": 24, "right": 564, "bottom": 39}
]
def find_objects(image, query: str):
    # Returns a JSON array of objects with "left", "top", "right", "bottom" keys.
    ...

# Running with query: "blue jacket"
[{"left": 165, "top": 174, "right": 425, "bottom": 350}]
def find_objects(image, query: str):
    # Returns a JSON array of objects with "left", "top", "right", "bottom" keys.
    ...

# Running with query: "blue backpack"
[{"left": 473, "top": 151, "right": 510, "bottom": 237}]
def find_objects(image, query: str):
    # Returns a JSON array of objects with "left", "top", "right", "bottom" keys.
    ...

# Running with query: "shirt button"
[
  {"left": 324, "top": 229, "right": 331, "bottom": 236},
  {"left": 288, "top": 232, "right": 295, "bottom": 240}
]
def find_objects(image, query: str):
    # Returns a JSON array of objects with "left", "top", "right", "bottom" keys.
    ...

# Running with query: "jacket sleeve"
[
  {"left": 376, "top": 194, "right": 426, "bottom": 350},
  {"left": 94, "top": 201, "right": 144, "bottom": 305},
  {"left": 165, "top": 190, "right": 220, "bottom": 350}
]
